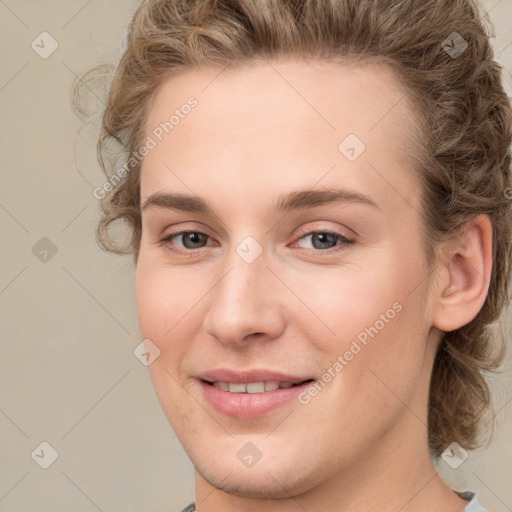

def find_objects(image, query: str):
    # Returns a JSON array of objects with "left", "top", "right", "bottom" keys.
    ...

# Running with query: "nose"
[{"left": 203, "top": 248, "right": 286, "bottom": 348}]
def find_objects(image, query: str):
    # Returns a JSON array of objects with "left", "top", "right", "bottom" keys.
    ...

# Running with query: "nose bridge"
[{"left": 204, "top": 242, "right": 284, "bottom": 345}]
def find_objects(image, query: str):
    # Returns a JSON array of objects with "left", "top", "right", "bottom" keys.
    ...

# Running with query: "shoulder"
[
  {"left": 454, "top": 490, "right": 488, "bottom": 512},
  {"left": 177, "top": 495, "right": 487, "bottom": 512}
]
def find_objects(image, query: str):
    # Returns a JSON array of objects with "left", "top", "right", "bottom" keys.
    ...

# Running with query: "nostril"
[{"left": 243, "top": 332, "right": 264, "bottom": 341}]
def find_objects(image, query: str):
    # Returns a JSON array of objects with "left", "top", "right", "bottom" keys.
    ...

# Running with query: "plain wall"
[{"left": 0, "top": 1, "right": 511, "bottom": 511}]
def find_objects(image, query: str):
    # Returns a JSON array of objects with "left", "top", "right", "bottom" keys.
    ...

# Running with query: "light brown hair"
[{"left": 74, "top": 0, "right": 512, "bottom": 457}]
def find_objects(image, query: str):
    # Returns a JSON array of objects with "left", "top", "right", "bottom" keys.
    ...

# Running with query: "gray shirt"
[{"left": 178, "top": 490, "right": 487, "bottom": 511}]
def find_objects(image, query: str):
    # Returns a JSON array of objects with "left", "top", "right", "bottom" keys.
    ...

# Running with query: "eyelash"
[{"left": 159, "top": 228, "right": 354, "bottom": 255}]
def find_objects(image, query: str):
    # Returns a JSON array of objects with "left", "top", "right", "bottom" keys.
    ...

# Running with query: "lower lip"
[{"left": 200, "top": 380, "right": 314, "bottom": 418}]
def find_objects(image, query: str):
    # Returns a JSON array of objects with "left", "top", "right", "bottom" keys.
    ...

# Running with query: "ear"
[{"left": 432, "top": 214, "right": 493, "bottom": 332}]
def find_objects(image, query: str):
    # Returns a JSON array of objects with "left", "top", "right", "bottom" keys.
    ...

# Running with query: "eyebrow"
[{"left": 141, "top": 187, "right": 381, "bottom": 214}]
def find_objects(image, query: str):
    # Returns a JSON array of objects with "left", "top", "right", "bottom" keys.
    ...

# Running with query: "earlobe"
[{"left": 433, "top": 214, "right": 493, "bottom": 332}]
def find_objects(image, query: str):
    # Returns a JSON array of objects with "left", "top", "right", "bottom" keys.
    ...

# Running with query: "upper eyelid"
[
  {"left": 162, "top": 227, "right": 350, "bottom": 239},
  {"left": 294, "top": 226, "right": 353, "bottom": 240}
]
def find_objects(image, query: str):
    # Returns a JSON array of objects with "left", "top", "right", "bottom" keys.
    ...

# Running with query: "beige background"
[{"left": 0, "top": 1, "right": 511, "bottom": 511}]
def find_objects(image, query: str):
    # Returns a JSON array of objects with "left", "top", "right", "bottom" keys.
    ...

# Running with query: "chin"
[
  {"left": 190, "top": 440, "right": 329, "bottom": 501},
  {"left": 196, "top": 462, "right": 315, "bottom": 499}
]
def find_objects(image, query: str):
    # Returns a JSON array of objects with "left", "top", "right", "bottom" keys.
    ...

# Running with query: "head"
[{"left": 77, "top": 0, "right": 512, "bottom": 500}]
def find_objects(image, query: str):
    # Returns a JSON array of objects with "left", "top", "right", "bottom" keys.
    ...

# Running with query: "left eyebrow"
[
  {"left": 141, "top": 186, "right": 381, "bottom": 214},
  {"left": 271, "top": 187, "right": 381, "bottom": 214}
]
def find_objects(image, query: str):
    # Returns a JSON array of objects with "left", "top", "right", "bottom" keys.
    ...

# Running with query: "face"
[{"left": 136, "top": 59, "right": 439, "bottom": 499}]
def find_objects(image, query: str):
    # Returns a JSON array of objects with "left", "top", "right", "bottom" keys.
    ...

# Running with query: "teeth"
[
  {"left": 229, "top": 383, "right": 246, "bottom": 393},
  {"left": 211, "top": 380, "right": 300, "bottom": 393},
  {"left": 246, "top": 382, "right": 265, "bottom": 393},
  {"left": 264, "top": 381, "right": 280, "bottom": 391}
]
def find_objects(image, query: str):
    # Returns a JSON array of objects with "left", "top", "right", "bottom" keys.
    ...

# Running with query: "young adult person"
[{"left": 77, "top": 1, "right": 512, "bottom": 510}]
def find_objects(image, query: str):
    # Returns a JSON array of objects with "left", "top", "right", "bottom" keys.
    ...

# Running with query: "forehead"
[{"left": 140, "top": 58, "right": 422, "bottom": 213}]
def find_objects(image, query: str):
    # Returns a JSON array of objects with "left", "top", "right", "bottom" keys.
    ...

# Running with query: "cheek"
[
  {"left": 136, "top": 260, "right": 202, "bottom": 431},
  {"left": 285, "top": 257, "right": 412, "bottom": 350},
  {"left": 293, "top": 250, "right": 429, "bottom": 403},
  {"left": 135, "top": 258, "right": 206, "bottom": 341},
  {"left": 135, "top": 256, "right": 212, "bottom": 394}
]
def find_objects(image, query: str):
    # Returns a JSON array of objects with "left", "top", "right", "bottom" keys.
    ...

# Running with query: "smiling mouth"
[{"left": 202, "top": 379, "right": 315, "bottom": 393}]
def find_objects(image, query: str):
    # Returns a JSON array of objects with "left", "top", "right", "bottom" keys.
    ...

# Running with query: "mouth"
[
  {"left": 202, "top": 379, "right": 315, "bottom": 393},
  {"left": 198, "top": 374, "right": 317, "bottom": 418}
]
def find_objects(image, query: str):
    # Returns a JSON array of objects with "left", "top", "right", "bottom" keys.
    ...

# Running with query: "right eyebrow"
[{"left": 142, "top": 192, "right": 213, "bottom": 214}]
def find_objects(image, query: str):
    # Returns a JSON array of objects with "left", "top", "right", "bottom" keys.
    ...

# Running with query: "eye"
[
  {"left": 294, "top": 230, "right": 354, "bottom": 251},
  {"left": 161, "top": 231, "right": 213, "bottom": 251},
  {"left": 160, "top": 228, "right": 354, "bottom": 254}
]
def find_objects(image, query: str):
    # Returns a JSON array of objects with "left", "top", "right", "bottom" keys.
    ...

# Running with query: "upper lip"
[{"left": 196, "top": 368, "right": 314, "bottom": 384}]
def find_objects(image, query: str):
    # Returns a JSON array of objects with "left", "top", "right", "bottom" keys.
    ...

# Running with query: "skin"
[{"left": 135, "top": 58, "right": 492, "bottom": 512}]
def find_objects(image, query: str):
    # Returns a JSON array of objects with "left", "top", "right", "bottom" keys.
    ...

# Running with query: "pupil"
[
  {"left": 313, "top": 233, "right": 337, "bottom": 249},
  {"left": 185, "top": 232, "right": 206, "bottom": 248}
]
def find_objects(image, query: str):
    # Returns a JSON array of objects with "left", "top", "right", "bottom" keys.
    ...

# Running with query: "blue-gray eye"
[
  {"left": 166, "top": 231, "right": 209, "bottom": 249},
  {"left": 297, "top": 231, "right": 349, "bottom": 250}
]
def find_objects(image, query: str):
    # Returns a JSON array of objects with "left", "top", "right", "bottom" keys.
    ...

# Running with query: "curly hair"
[{"left": 73, "top": 0, "right": 512, "bottom": 457}]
